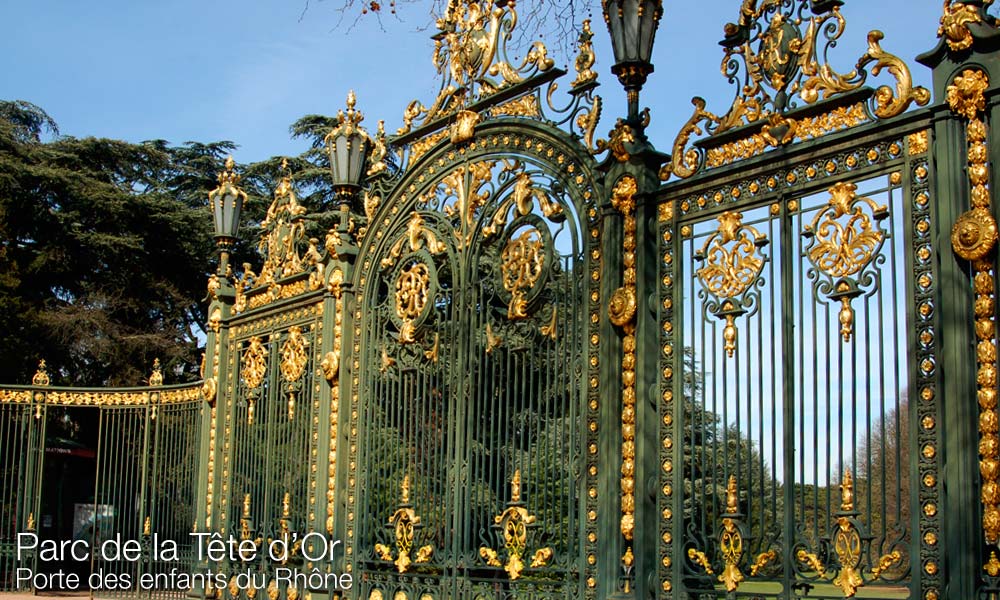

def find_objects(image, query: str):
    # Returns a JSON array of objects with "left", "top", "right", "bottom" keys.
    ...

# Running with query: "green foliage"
[{"left": 0, "top": 99, "right": 233, "bottom": 385}]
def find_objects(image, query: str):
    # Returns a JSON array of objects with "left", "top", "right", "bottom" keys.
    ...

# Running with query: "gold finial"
[
  {"left": 511, "top": 470, "right": 522, "bottom": 503},
  {"left": 840, "top": 470, "right": 855, "bottom": 512},
  {"left": 401, "top": 474, "right": 411, "bottom": 504},
  {"left": 148, "top": 358, "right": 163, "bottom": 387},
  {"left": 571, "top": 19, "right": 597, "bottom": 88},
  {"left": 325, "top": 91, "right": 368, "bottom": 144},
  {"left": 32, "top": 360, "right": 50, "bottom": 386},
  {"left": 27, "top": 512, "right": 35, "bottom": 530},
  {"left": 143, "top": 516, "right": 151, "bottom": 536},
  {"left": 243, "top": 494, "right": 251, "bottom": 518},
  {"left": 224, "top": 155, "right": 235, "bottom": 171},
  {"left": 282, "top": 492, "right": 291, "bottom": 517},
  {"left": 725, "top": 475, "right": 739, "bottom": 514},
  {"left": 280, "top": 157, "right": 289, "bottom": 172}
]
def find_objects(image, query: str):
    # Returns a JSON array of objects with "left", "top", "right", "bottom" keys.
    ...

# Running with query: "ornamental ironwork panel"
[
  {"left": 348, "top": 129, "right": 603, "bottom": 600},
  {"left": 659, "top": 125, "right": 937, "bottom": 599}
]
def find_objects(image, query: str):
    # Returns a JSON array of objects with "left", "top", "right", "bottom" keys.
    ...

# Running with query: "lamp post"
[
  {"left": 325, "top": 90, "right": 371, "bottom": 207},
  {"left": 208, "top": 156, "right": 246, "bottom": 276},
  {"left": 602, "top": 0, "right": 663, "bottom": 123}
]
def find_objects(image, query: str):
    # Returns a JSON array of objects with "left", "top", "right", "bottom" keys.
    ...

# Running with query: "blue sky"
[{"left": 1, "top": 1, "right": 943, "bottom": 162}]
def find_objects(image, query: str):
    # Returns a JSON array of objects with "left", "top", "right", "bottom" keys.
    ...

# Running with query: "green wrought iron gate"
[
  {"left": 350, "top": 128, "right": 602, "bottom": 599},
  {"left": 12, "top": 1, "right": 1000, "bottom": 599},
  {"left": 0, "top": 374, "right": 202, "bottom": 596}
]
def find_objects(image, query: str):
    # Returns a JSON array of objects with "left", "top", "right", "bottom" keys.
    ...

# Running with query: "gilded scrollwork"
[
  {"left": 396, "top": 0, "right": 553, "bottom": 138},
  {"left": 608, "top": 175, "right": 639, "bottom": 578},
  {"left": 696, "top": 211, "right": 768, "bottom": 357},
  {"left": 242, "top": 336, "right": 268, "bottom": 425},
  {"left": 381, "top": 213, "right": 448, "bottom": 270},
  {"left": 500, "top": 228, "right": 545, "bottom": 320},
  {"left": 280, "top": 327, "right": 309, "bottom": 419},
  {"left": 947, "top": 68, "right": 1000, "bottom": 547},
  {"left": 483, "top": 161, "right": 563, "bottom": 238},
  {"left": 803, "top": 181, "right": 889, "bottom": 342},
  {"left": 374, "top": 475, "right": 433, "bottom": 573},
  {"left": 479, "top": 471, "right": 553, "bottom": 580},
  {"left": 662, "top": 1, "right": 930, "bottom": 180},
  {"left": 571, "top": 19, "right": 597, "bottom": 89},
  {"left": 32, "top": 360, "right": 50, "bottom": 386},
  {"left": 939, "top": 1, "right": 986, "bottom": 51},
  {"left": 395, "top": 262, "right": 432, "bottom": 344}
]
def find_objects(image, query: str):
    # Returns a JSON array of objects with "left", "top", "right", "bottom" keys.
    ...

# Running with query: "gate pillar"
[
  {"left": 919, "top": 5, "right": 1000, "bottom": 596},
  {"left": 597, "top": 120, "right": 667, "bottom": 600}
]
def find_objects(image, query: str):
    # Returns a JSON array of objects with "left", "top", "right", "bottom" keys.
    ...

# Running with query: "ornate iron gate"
[
  {"left": 0, "top": 365, "right": 202, "bottom": 596},
  {"left": 10, "top": 1, "right": 1000, "bottom": 599}
]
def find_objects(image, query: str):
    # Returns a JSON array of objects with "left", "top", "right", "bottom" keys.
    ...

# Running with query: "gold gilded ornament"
[
  {"left": 939, "top": 1, "right": 984, "bottom": 51},
  {"left": 500, "top": 228, "right": 545, "bottom": 320},
  {"left": 479, "top": 471, "right": 553, "bottom": 580},
  {"left": 395, "top": 262, "right": 431, "bottom": 343},
  {"left": 952, "top": 207, "right": 998, "bottom": 261}
]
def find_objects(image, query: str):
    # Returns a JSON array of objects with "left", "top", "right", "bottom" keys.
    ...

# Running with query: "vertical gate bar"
[
  {"left": 781, "top": 195, "right": 797, "bottom": 600},
  {"left": 137, "top": 401, "right": 153, "bottom": 595}
]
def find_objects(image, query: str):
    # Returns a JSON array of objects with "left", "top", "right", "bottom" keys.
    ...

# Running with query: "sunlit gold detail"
[
  {"left": 395, "top": 262, "right": 431, "bottom": 343},
  {"left": 500, "top": 228, "right": 545, "bottom": 320},
  {"left": 718, "top": 476, "right": 745, "bottom": 592},
  {"left": 871, "top": 551, "right": 902, "bottom": 579},
  {"left": 803, "top": 181, "right": 888, "bottom": 342},
  {"left": 32, "top": 360, "right": 50, "bottom": 386},
  {"left": 609, "top": 174, "right": 638, "bottom": 575},
  {"left": 381, "top": 213, "right": 447, "bottom": 270},
  {"left": 241, "top": 339, "right": 268, "bottom": 389},
  {"left": 280, "top": 327, "right": 309, "bottom": 420},
  {"left": 480, "top": 471, "right": 552, "bottom": 579},
  {"left": 663, "top": 3, "right": 929, "bottom": 180},
  {"left": 688, "top": 548, "right": 714, "bottom": 575},
  {"left": 832, "top": 471, "right": 863, "bottom": 596},
  {"left": 375, "top": 475, "right": 433, "bottom": 573},
  {"left": 326, "top": 293, "right": 343, "bottom": 535},
  {"left": 948, "top": 69, "right": 1000, "bottom": 545},
  {"left": 397, "top": 0, "right": 553, "bottom": 136},
  {"left": 750, "top": 550, "right": 777, "bottom": 576},
  {"left": 939, "top": 1, "right": 984, "bottom": 51},
  {"left": 986, "top": 551, "right": 1000, "bottom": 577},
  {"left": 252, "top": 161, "right": 320, "bottom": 299},
  {"left": 797, "top": 549, "right": 827, "bottom": 576},
  {"left": 424, "top": 332, "right": 440, "bottom": 363},
  {"left": 597, "top": 119, "right": 635, "bottom": 162},
  {"left": 380, "top": 347, "right": 396, "bottom": 373},
  {"left": 697, "top": 211, "right": 766, "bottom": 299},
  {"left": 450, "top": 109, "right": 480, "bottom": 144},
  {"left": 571, "top": 20, "right": 598, "bottom": 88},
  {"left": 492, "top": 96, "right": 540, "bottom": 119}
]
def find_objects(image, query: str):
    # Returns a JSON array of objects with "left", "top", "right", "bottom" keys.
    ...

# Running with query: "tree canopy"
[{"left": 0, "top": 100, "right": 234, "bottom": 385}]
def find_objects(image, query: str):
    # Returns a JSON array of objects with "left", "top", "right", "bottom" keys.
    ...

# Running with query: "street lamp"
[
  {"left": 325, "top": 90, "right": 371, "bottom": 205},
  {"left": 208, "top": 155, "right": 246, "bottom": 275},
  {"left": 603, "top": 0, "right": 663, "bottom": 122}
]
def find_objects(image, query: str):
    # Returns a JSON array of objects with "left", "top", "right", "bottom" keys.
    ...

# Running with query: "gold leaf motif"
[
  {"left": 500, "top": 228, "right": 545, "bottom": 320},
  {"left": 399, "top": 0, "right": 552, "bottom": 135},
  {"left": 479, "top": 470, "right": 551, "bottom": 580},
  {"left": 242, "top": 337, "right": 269, "bottom": 390},
  {"left": 664, "top": 2, "right": 929, "bottom": 180},
  {"left": 32, "top": 360, "right": 50, "bottom": 386},
  {"left": 279, "top": 327, "right": 309, "bottom": 384},
  {"left": 395, "top": 262, "right": 432, "bottom": 343},
  {"left": 804, "top": 181, "right": 887, "bottom": 280},
  {"left": 696, "top": 211, "right": 767, "bottom": 299},
  {"left": 939, "top": 1, "right": 984, "bottom": 51},
  {"left": 570, "top": 20, "right": 598, "bottom": 88}
]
